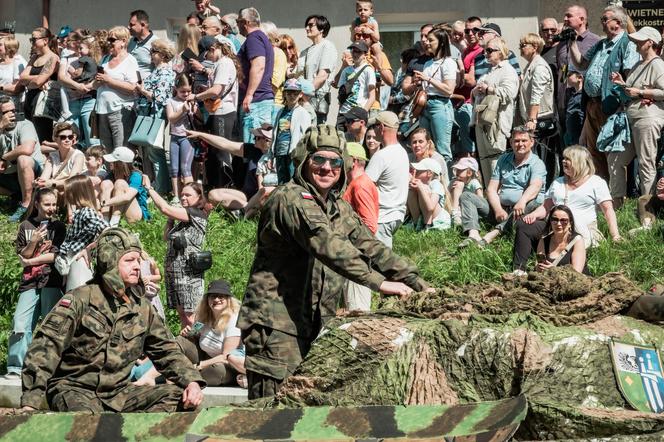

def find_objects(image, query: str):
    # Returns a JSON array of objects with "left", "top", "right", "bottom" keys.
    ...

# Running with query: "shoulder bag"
[
  {"left": 128, "top": 102, "right": 166, "bottom": 148},
  {"left": 338, "top": 64, "right": 369, "bottom": 106}
]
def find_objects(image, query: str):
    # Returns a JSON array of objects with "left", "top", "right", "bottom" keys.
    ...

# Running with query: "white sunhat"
[
  {"left": 103, "top": 146, "right": 135, "bottom": 163},
  {"left": 629, "top": 26, "right": 662, "bottom": 44},
  {"left": 411, "top": 157, "right": 442, "bottom": 176}
]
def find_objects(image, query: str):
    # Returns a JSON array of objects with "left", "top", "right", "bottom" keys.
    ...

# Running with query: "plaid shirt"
[{"left": 59, "top": 207, "right": 109, "bottom": 256}]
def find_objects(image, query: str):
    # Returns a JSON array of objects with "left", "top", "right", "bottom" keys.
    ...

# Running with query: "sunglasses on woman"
[
  {"left": 58, "top": 134, "right": 76, "bottom": 141},
  {"left": 310, "top": 154, "right": 344, "bottom": 169},
  {"left": 551, "top": 217, "right": 569, "bottom": 225},
  {"left": 484, "top": 47, "right": 499, "bottom": 55},
  {"left": 29, "top": 36, "right": 45, "bottom": 44},
  {"left": 107, "top": 37, "right": 118, "bottom": 44}
]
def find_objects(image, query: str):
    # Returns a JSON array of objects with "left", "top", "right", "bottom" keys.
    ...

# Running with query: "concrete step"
[{"left": 0, "top": 378, "right": 248, "bottom": 409}]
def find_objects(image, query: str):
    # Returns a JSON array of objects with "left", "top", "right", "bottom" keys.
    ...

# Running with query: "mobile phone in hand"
[
  {"left": 536, "top": 252, "right": 547, "bottom": 263},
  {"left": 137, "top": 71, "right": 142, "bottom": 84},
  {"left": 188, "top": 321, "right": 204, "bottom": 337},
  {"left": 96, "top": 65, "right": 105, "bottom": 74}
]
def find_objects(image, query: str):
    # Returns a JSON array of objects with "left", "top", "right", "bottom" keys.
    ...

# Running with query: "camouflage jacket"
[
  {"left": 21, "top": 282, "right": 205, "bottom": 411},
  {"left": 238, "top": 182, "right": 428, "bottom": 339}
]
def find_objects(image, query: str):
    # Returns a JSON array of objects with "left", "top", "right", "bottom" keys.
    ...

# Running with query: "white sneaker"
[
  {"left": 3, "top": 372, "right": 20, "bottom": 380},
  {"left": 452, "top": 209, "right": 462, "bottom": 226}
]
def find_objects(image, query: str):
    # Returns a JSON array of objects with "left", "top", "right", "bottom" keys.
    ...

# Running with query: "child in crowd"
[
  {"left": 351, "top": 0, "right": 380, "bottom": 44},
  {"left": 59, "top": 37, "right": 98, "bottom": 122},
  {"left": 84, "top": 145, "right": 109, "bottom": 200},
  {"left": 166, "top": 73, "right": 196, "bottom": 203},
  {"left": 449, "top": 157, "right": 483, "bottom": 226},
  {"left": 334, "top": 41, "right": 376, "bottom": 126},
  {"left": 299, "top": 79, "right": 317, "bottom": 124},
  {"left": 55, "top": 175, "right": 109, "bottom": 292},
  {"left": 5, "top": 188, "right": 66, "bottom": 379},
  {"left": 564, "top": 69, "right": 584, "bottom": 146},
  {"left": 272, "top": 78, "right": 312, "bottom": 184},
  {"left": 407, "top": 158, "right": 452, "bottom": 231},
  {"left": 100, "top": 146, "right": 150, "bottom": 225}
]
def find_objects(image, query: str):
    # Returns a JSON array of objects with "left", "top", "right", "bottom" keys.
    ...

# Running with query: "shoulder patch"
[
  {"left": 301, "top": 192, "right": 314, "bottom": 200},
  {"left": 59, "top": 298, "right": 72, "bottom": 308}
]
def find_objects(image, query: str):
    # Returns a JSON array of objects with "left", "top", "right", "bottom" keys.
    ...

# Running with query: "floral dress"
[
  {"left": 165, "top": 207, "right": 208, "bottom": 312},
  {"left": 137, "top": 65, "right": 175, "bottom": 115}
]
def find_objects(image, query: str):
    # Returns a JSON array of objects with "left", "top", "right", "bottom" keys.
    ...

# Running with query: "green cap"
[{"left": 346, "top": 142, "right": 367, "bottom": 161}]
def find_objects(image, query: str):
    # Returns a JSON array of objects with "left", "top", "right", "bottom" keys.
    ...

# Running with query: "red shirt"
[
  {"left": 457, "top": 44, "right": 483, "bottom": 102},
  {"left": 343, "top": 173, "right": 379, "bottom": 234}
]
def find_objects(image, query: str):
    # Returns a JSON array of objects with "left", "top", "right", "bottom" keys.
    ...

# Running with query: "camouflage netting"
[{"left": 270, "top": 268, "right": 664, "bottom": 440}]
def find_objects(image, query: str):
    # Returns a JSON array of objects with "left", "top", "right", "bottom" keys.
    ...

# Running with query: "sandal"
[{"left": 236, "top": 374, "right": 248, "bottom": 389}]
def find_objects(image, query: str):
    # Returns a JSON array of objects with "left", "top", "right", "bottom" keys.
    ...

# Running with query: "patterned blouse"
[
  {"left": 59, "top": 207, "right": 109, "bottom": 256},
  {"left": 138, "top": 65, "right": 176, "bottom": 115}
]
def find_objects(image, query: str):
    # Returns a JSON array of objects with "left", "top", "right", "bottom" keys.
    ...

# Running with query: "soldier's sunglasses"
[{"left": 310, "top": 154, "right": 344, "bottom": 170}]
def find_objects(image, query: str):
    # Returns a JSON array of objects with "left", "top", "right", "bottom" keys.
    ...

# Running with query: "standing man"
[
  {"left": 21, "top": 228, "right": 205, "bottom": 412},
  {"left": 343, "top": 142, "right": 379, "bottom": 312},
  {"left": 201, "top": 16, "right": 236, "bottom": 52},
  {"left": 298, "top": 15, "right": 338, "bottom": 125},
  {"left": 401, "top": 23, "right": 433, "bottom": 97},
  {"left": 569, "top": 5, "right": 639, "bottom": 180},
  {"left": 237, "top": 7, "right": 274, "bottom": 143},
  {"left": 343, "top": 107, "right": 368, "bottom": 143},
  {"left": 365, "top": 111, "right": 410, "bottom": 248},
  {"left": 238, "top": 125, "right": 433, "bottom": 399},
  {"left": 539, "top": 18, "right": 559, "bottom": 77},
  {"left": 0, "top": 97, "right": 44, "bottom": 222},
  {"left": 555, "top": 5, "right": 600, "bottom": 122},
  {"left": 128, "top": 10, "right": 158, "bottom": 79}
]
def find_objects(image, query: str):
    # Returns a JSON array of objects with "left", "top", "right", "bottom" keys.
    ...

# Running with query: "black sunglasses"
[
  {"left": 107, "top": 37, "right": 118, "bottom": 44},
  {"left": 551, "top": 217, "right": 570, "bottom": 225},
  {"left": 464, "top": 27, "right": 480, "bottom": 35},
  {"left": 310, "top": 154, "right": 344, "bottom": 169},
  {"left": 29, "top": 36, "right": 45, "bottom": 44},
  {"left": 58, "top": 134, "right": 76, "bottom": 141},
  {"left": 484, "top": 47, "right": 499, "bottom": 55}
]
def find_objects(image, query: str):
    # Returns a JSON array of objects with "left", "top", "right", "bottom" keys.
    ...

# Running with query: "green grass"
[{"left": 0, "top": 199, "right": 662, "bottom": 373}]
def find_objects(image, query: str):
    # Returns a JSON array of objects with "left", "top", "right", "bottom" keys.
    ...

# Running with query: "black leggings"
[{"left": 512, "top": 219, "right": 547, "bottom": 271}]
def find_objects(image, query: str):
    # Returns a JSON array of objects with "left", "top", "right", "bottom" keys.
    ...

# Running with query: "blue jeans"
[
  {"left": 147, "top": 146, "right": 171, "bottom": 195},
  {"left": 7, "top": 287, "right": 62, "bottom": 374},
  {"left": 67, "top": 96, "right": 96, "bottom": 149},
  {"left": 453, "top": 103, "right": 475, "bottom": 155},
  {"left": 169, "top": 135, "right": 194, "bottom": 178},
  {"left": 275, "top": 154, "right": 294, "bottom": 184},
  {"left": 419, "top": 97, "right": 454, "bottom": 163},
  {"left": 240, "top": 99, "right": 274, "bottom": 143}
]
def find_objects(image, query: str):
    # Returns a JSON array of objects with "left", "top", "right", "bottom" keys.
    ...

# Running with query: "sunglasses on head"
[
  {"left": 484, "top": 47, "right": 499, "bottom": 55},
  {"left": 310, "top": 154, "right": 344, "bottom": 169},
  {"left": 551, "top": 217, "right": 570, "bottom": 225},
  {"left": 464, "top": 27, "right": 480, "bottom": 35},
  {"left": 58, "top": 134, "right": 75, "bottom": 141}
]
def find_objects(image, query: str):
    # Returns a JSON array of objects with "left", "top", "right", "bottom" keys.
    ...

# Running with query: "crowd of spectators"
[{"left": 2, "top": 0, "right": 664, "bottom": 392}]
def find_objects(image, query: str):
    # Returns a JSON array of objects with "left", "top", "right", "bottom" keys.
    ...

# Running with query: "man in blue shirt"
[
  {"left": 569, "top": 5, "right": 639, "bottom": 180},
  {"left": 459, "top": 126, "right": 546, "bottom": 247},
  {"left": 473, "top": 23, "right": 521, "bottom": 81}
]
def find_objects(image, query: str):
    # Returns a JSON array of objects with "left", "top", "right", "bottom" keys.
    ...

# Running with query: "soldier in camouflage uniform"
[
  {"left": 20, "top": 228, "right": 206, "bottom": 412},
  {"left": 238, "top": 124, "right": 434, "bottom": 399}
]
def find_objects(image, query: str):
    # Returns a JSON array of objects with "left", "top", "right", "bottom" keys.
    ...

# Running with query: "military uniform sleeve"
[
  {"left": 21, "top": 294, "right": 81, "bottom": 409},
  {"left": 345, "top": 209, "right": 430, "bottom": 291},
  {"left": 278, "top": 192, "right": 386, "bottom": 291},
  {"left": 143, "top": 306, "right": 206, "bottom": 389}
]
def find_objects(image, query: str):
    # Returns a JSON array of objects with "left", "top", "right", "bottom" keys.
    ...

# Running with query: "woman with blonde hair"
[
  {"left": 93, "top": 26, "right": 138, "bottom": 151},
  {"left": 174, "top": 24, "right": 201, "bottom": 73},
  {"left": 406, "top": 127, "right": 448, "bottom": 185},
  {"left": 471, "top": 37, "right": 519, "bottom": 183},
  {"left": 513, "top": 145, "right": 621, "bottom": 273},
  {"left": 279, "top": 34, "right": 299, "bottom": 76},
  {"left": 0, "top": 36, "right": 26, "bottom": 108}
]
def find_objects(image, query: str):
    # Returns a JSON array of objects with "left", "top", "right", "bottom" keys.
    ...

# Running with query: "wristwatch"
[{"left": 638, "top": 90, "right": 644, "bottom": 98}]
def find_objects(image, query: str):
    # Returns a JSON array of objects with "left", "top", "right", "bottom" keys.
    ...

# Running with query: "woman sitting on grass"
[
  {"left": 534, "top": 204, "right": 588, "bottom": 274},
  {"left": 99, "top": 146, "right": 150, "bottom": 226},
  {"left": 406, "top": 158, "right": 451, "bottom": 231}
]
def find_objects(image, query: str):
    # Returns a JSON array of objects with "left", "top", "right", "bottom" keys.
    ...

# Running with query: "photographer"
[{"left": 145, "top": 179, "right": 208, "bottom": 327}]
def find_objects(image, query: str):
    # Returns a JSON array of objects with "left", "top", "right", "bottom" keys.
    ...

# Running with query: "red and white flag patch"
[
  {"left": 301, "top": 192, "right": 314, "bottom": 200},
  {"left": 59, "top": 298, "right": 72, "bottom": 308}
]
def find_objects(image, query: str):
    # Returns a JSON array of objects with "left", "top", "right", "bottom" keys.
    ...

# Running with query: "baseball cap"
[
  {"left": 198, "top": 35, "right": 217, "bottom": 60},
  {"left": 452, "top": 157, "right": 479, "bottom": 172},
  {"left": 251, "top": 122, "right": 274, "bottom": 140},
  {"left": 344, "top": 106, "right": 368, "bottom": 124},
  {"left": 299, "top": 79, "right": 315, "bottom": 97},
  {"left": 346, "top": 142, "right": 368, "bottom": 161},
  {"left": 103, "top": 146, "right": 135, "bottom": 163},
  {"left": 629, "top": 26, "right": 662, "bottom": 44},
  {"left": 372, "top": 111, "right": 399, "bottom": 129},
  {"left": 411, "top": 158, "right": 442, "bottom": 176},
  {"left": 206, "top": 279, "right": 233, "bottom": 296},
  {"left": 348, "top": 41, "right": 369, "bottom": 53},
  {"left": 479, "top": 23, "right": 502, "bottom": 36},
  {"left": 283, "top": 78, "right": 302, "bottom": 91},
  {"left": 58, "top": 25, "right": 72, "bottom": 39}
]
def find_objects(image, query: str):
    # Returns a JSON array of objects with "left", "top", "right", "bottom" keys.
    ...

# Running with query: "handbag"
[
  {"left": 338, "top": 64, "right": 369, "bottom": 106},
  {"left": 203, "top": 77, "right": 236, "bottom": 114},
  {"left": 128, "top": 103, "right": 166, "bottom": 148},
  {"left": 33, "top": 81, "right": 62, "bottom": 121},
  {"left": 475, "top": 94, "right": 500, "bottom": 127},
  {"left": 411, "top": 62, "right": 442, "bottom": 119},
  {"left": 188, "top": 250, "right": 212, "bottom": 272}
]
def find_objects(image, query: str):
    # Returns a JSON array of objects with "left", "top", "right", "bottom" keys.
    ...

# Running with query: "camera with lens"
[
  {"left": 169, "top": 230, "right": 188, "bottom": 251},
  {"left": 552, "top": 28, "right": 577, "bottom": 43}
]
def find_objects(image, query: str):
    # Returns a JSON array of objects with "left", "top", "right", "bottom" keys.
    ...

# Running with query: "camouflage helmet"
[
  {"left": 95, "top": 227, "right": 143, "bottom": 294},
  {"left": 291, "top": 124, "right": 350, "bottom": 193}
]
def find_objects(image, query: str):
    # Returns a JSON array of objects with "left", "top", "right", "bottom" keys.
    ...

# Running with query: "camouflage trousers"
[
  {"left": 626, "top": 294, "right": 664, "bottom": 323},
  {"left": 48, "top": 384, "right": 185, "bottom": 413},
  {"left": 242, "top": 325, "right": 312, "bottom": 400}
]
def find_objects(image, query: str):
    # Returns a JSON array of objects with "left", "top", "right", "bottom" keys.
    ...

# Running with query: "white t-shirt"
[
  {"left": 545, "top": 175, "right": 612, "bottom": 245},
  {"left": 0, "top": 57, "right": 26, "bottom": 106},
  {"left": 366, "top": 143, "right": 410, "bottom": 223},
  {"left": 95, "top": 54, "right": 139, "bottom": 114},
  {"left": 198, "top": 313, "right": 242, "bottom": 358},
  {"left": 338, "top": 62, "right": 376, "bottom": 114},
  {"left": 48, "top": 148, "right": 85, "bottom": 180},
  {"left": 298, "top": 39, "right": 338, "bottom": 94},
  {"left": 211, "top": 57, "right": 238, "bottom": 116},
  {"left": 423, "top": 57, "right": 456, "bottom": 97}
]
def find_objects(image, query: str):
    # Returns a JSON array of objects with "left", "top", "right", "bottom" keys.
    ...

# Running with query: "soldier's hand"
[
  {"left": 182, "top": 382, "right": 204, "bottom": 409},
  {"left": 379, "top": 281, "right": 414, "bottom": 297},
  {"left": 180, "top": 325, "right": 192, "bottom": 337}
]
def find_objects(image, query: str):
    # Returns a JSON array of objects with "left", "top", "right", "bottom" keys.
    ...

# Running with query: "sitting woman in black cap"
[{"left": 134, "top": 279, "right": 247, "bottom": 388}]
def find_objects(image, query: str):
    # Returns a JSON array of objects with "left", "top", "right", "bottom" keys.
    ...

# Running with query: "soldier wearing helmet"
[
  {"left": 238, "top": 123, "right": 433, "bottom": 399},
  {"left": 21, "top": 228, "right": 206, "bottom": 412}
]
